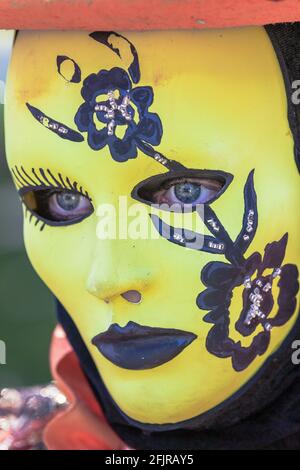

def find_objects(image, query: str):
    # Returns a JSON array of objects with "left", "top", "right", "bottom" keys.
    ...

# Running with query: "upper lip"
[{"left": 91, "top": 321, "right": 197, "bottom": 370}]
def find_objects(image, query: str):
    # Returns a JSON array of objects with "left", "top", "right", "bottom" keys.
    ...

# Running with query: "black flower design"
[
  {"left": 149, "top": 169, "right": 299, "bottom": 372},
  {"left": 26, "top": 32, "right": 169, "bottom": 167},
  {"left": 197, "top": 233, "right": 299, "bottom": 371},
  {"left": 74, "top": 67, "right": 163, "bottom": 162}
]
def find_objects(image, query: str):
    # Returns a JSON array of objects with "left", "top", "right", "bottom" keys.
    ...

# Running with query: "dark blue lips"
[{"left": 91, "top": 321, "right": 197, "bottom": 370}]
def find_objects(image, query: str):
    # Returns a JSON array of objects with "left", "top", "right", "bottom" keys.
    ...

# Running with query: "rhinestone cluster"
[
  {"left": 39, "top": 116, "right": 68, "bottom": 135},
  {"left": 94, "top": 91, "right": 132, "bottom": 136},
  {"left": 243, "top": 267, "right": 282, "bottom": 330},
  {"left": 208, "top": 241, "right": 225, "bottom": 251},
  {"left": 243, "top": 209, "right": 255, "bottom": 241},
  {"left": 173, "top": 233, "right": 185, "bottom": 243},
  {"left": 207, "top": 218, "right": 220, "bottom": 232},
  {"left": 154, "top": 153, "right": 168, "bottom": 165}
]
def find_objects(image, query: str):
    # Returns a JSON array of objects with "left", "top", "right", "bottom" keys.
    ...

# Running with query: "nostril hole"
[{"left": 121, "top": 290, "right": 142, "bottom": 304}]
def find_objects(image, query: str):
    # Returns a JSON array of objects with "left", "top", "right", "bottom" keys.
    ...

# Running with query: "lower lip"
[{"left": 92, "top": 333, "right": 197, "bottom": 370}]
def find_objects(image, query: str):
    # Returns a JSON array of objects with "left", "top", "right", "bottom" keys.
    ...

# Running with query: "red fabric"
[
  {"left": 44, "top": 325, "right": 130, "bottom": 450},
  {"left": 0, "top": 0, "right": 300, "bottom": 30}
]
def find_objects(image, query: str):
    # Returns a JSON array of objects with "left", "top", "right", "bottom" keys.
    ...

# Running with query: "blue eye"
[
  {"left": 131, "top": 170, "right": 233, "bottom": 212},
  {"left": 22, "top": 189, "right": 94, "bottom": 226},
  {"left": 55, "top": 192, "right": 81, "bottom": 211},
  {"left": 174, "top": 182, "right": 201, "bottom": 203},
  {"left": 49, "top": 191, "right": 92, "bottom": 219},
  {"left": 152, "top": 178, "right": 223, "bottom": 207}
]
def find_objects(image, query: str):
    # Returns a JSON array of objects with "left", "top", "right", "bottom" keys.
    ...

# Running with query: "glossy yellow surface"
[{"left": 5, "top": 27, "right": 300, "bottom": 424}]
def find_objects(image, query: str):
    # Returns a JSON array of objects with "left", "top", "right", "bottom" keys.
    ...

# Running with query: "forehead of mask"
[{"left": 5, "top": 27, "right": 300, "bottom": 426}]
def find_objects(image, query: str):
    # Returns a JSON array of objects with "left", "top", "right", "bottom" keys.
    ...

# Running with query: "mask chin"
[{"left": 56, "top": 297, "right": 300, "bottom": 450}]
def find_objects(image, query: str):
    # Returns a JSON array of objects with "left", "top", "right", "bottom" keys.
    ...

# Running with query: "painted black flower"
[
  {"left": 197, "top": 233, "right": 299, "bottom": 371},
  {"left": 74, "top": 67, "right": 163, "bottom": 162}
]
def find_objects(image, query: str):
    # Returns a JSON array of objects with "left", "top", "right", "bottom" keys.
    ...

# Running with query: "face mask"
[{"left": 5, "top": 26, "right": 300, "bottom": 428}]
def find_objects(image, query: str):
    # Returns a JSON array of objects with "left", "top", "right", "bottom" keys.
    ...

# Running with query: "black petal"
[
  {"left": 201, "top": 261, "right": 240, "bottom": 289},
  {"left": 259, "top": 233, "right": 288, "bottom": 275},
  {"left": 197, "top": 287, "right": 231, "bottom": 310}
]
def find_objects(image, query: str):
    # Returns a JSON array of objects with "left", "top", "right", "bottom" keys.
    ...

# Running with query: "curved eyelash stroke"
[
  {"left": 11, "top": 166, "right": 91, "bottom": 200},
  {"left": 25, "top": 210, "right": 46, "bottom": 232}
]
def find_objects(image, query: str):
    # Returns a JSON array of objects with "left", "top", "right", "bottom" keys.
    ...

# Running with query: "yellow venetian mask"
[{"left": 4, "top": 27, "right": 300, "bottom": 431}]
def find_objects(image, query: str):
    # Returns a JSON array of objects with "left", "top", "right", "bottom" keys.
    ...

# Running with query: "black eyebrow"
[{"left": 26, "top": 103, "right": 84, "bottom": 143}]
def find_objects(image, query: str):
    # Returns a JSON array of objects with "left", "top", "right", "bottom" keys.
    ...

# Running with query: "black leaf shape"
[
  {"left": 90, "top": 31, "right": 140, "bottom": 84},
  {"left": 26, "top": 103, "right": 84, "bottom": 143},
  {"left": 56, "top": 56, "right": 81, "bottom": 83}
]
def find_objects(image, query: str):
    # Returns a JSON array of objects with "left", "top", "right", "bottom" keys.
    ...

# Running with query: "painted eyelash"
[
  {"left": 22, "top": 207, "right": 46, "bottom": 232},
  {"left": 11, "top": 166, "right": 91, "bottom": 199},
  {"left": 11, "top": 166, "right": 92, "bottom": 231}
]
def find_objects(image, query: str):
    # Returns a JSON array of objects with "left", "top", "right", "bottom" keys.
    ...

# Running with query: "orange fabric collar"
[{"left": 44, "top": 325, "right": 130, "bottom": 450}]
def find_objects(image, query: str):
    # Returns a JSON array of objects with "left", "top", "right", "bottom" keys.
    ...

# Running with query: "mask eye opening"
[
  {"left": 20, "top": 188, "right": 94, "bottom": 227},
  {"left": 131, "top": 169, "right": 233, "bottom": 210}
]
